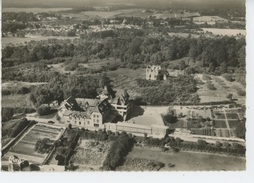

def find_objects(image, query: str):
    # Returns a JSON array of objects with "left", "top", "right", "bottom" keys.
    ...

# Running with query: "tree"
[
  {"left": 227, "top": 93, "right": 233, "bottom": 102},
  {"left": 163, "top": 113, "right": 177, "bottom": 124},
  {"left": 36, "top": 106, "right": 51, "bottom": 116},
  {"left": 2, "top": 107, "right": 14, "bottom": 122}
]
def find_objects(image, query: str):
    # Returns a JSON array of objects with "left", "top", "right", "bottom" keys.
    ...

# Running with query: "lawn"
[
  {"left": 118, "top": 146, "right": 245, "bottom": 171},
  {"left": 70, "top": 139, "right": 112, "bottom": 171}
]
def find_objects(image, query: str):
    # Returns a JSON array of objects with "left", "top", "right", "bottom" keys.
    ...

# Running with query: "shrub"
[
  {"left": 36, "top": 106, "right": 51, "bottom": 116},
  {"left": 17, "top": 87, "right": 30, "bottom": 94},
  {"left": 206, "top": 81, "right": 216, "bottom": 90},
  {"left": 237, "top": 89, "right": 246, "bottom": 96},
  {"left": 223, "top": 74, "right": 234, "bottom": 82}
]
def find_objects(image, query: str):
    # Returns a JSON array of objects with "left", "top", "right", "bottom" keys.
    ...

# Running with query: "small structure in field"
[{"left": 146, "top": 65, "right": 161, "bottom": 80}]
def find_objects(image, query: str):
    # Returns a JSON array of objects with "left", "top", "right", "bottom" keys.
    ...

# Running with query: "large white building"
[{"left": 57, "top": 87, "right": 169, "bottom": 138}]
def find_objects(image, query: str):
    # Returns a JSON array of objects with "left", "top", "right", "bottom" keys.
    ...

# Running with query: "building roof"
[{"left": 76, "top": 98, "right": 101, "bottom": 107}]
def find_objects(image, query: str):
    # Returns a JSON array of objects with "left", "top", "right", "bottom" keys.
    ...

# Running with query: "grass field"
[
  {"left": 70, "top": 139, "right": 112, "bottom": 171},
  {"left": 3, "top": 124, "right": 64, "bottom": 164},
  {"left": 1, "top": 94, "right": 34, "bottom": 109},
  {"left": 118, "top": 146, "right": 245, "bottom": 171}
]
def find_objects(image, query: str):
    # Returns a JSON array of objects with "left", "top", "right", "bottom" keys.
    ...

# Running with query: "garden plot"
[
  {"left": 70, "top": 139, "right": 112, "bottom": 171},
  {"left": 213, "top": 120, "right": 227, "bottom": 128},
  {"left": 3, "top": 124, "right": 64, "bottom": 164}
]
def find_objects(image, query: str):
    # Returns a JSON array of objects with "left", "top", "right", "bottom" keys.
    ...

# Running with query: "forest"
[{"left": 2, "top": 32, "right": 245, "bottom": 76}]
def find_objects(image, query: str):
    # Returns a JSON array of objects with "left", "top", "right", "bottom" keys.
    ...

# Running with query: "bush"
[
  {"left": 35, "top": 138, "right": 54, "bottom": 154},
  {"left": 206, "top": 81, "right": 216, "bottom": 90},
  {"left": 223, "top": 74, "right": 234, "bottom": 82},
  {"left": 36, "top": 106, "right": 52, "bottom": 116},
  {"left": 163, "top": 113, "right": 177, "bottom": 124},
  {"left": 237, "top": 89, "right": 246, "bottom": 96},
  {"left": 17, "top": 87, "right": 30, "bottom": 94}
]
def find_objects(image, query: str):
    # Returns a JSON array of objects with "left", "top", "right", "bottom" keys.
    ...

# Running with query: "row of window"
[
  {"left": 67, "top": 120, "right": 100, "bottom": 128},
  {"left": 68, "top": 114, "right": 101, "bottom": 120}
]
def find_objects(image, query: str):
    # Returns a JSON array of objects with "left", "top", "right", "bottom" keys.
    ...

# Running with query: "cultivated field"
[
  {"left": 213, "top": 120, "right": 227, "bottom": 128},
  {"left": 70, "top": 139, "right": 112, "bottom": 171},
  {"left": 118, "top": 146, "right": 245, "bottom": 171},
  {"left": 3, "top": 124, "right": 64, "bottom": 164}
]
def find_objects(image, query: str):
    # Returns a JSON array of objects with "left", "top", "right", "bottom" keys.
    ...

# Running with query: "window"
[
  {"left": 79, "top": 122, "right": 81, "bottom": 125},
  {"left": 75, "top": 121, "right": 76, "bottom": 124},
  {"left": 87, "top": 121, "right": 90, "bottom": 125},
  {"left": 94, "top": 124, "right": 99, "bottom": 127},
  {"left": 97, "top": 115, "right": 99, "bottom": 118},
  {"left": 93, "top": 114, "right": 96, "bottom": 118},
  {"left": 97, "top": 119, "right": 99, "bottom": 123},
  {"left": 69, "top": 116, "right": 72, "bottom": 120}
]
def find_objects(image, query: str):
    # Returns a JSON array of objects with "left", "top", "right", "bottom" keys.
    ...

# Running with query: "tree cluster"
[
  {"left": 2, "top": 35, "right": 245, "bottom": 77},
  {"left": 140, "top": 75, "right": 199, "bottom": 105},
  {"left": 35, "top": 138, "right": 54, "bottom": 154},
  {"left": 103, "top": 132, "right": 134, "bottom": 170}
]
